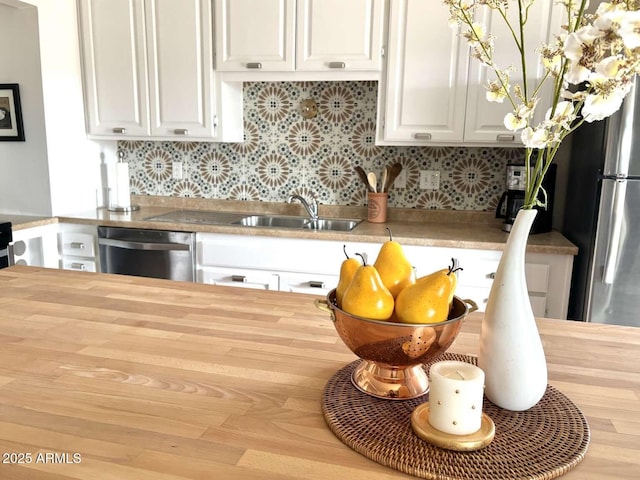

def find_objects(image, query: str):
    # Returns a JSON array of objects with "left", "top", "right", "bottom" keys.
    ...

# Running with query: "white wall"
[
  {"left": 0, "top": 0, "right": 106, "bottom": 216},
  {"left": 0, "top": 2, "right": 52, "bottom": 215}
]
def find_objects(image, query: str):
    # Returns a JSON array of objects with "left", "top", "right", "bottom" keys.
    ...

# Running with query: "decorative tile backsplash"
[{"left": 119, "top": 81, "right": 525, "bottom": 211}]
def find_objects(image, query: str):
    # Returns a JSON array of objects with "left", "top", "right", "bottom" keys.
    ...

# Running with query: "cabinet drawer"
[
  {"left": 200, "top": 267, "right": 279, "bottom": 290},
  {"left": 456, "top": 259, "right": 500, "bottom": 288},
  {"left": 61, "top": 258, "right": 97, "bottom": 273},
  {"left": 279, "top": 272, "right": 339, "bottom": 295},
  {"left": 60, "top": 232, "right": 96, "bottom": 257}
]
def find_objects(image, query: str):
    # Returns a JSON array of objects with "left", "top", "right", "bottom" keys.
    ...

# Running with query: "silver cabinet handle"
[
  {"left": 173, "top": 129, "right": 188, "bottom": 135},
  {"left": 309, "top": 281, "right": 325, "bottom": 289},
  {"left": 112, "top": 128, "right": 126, "bottom": 134},
  {"left": 98, "top": 238, "right": 191, "bottom": 251},
  {"left": 231, "top": 275, "right": 247, "bottom": 283},
  {"left": 246, "top": 62, "right": 262, "bottom": 69},
  {"left": 328, "top": 61, "right": 346, "bottom": 69},
  {"left": 497, "top": 134, "right": 515, "bottom": 142},
  {"left": 69, "top": 242, "right": 85, "bottom": 250},
  {"left": 413, "top": 133, "right": 432, "bottom": 140},
  {"left": 70, "top": 262, "right": 86, "bottom": 271},
  {"left": 487, "top": 272, "right": 496, "bottom": 279}
]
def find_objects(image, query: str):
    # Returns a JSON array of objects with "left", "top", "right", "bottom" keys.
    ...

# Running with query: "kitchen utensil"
[
  {"left": 355, "top": 166, "right": 373, "bottom": 192},
  {"left": 367, "top": 172, "right": 378, "bottom": 193},
  {"left": 381, "top": 167, "right": 389, "bottom": 193},
  {"left": 315, "top": 290, "right": 477, "bottom": 400},
  {"left": 384, "top": 163, "right": 403, "bottom": 192}
]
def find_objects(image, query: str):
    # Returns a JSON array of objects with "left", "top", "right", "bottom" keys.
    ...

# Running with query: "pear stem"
[
  {"left": 385, "top": 227, "right": 393, "bottom": 242},
  {"left": 343, "top": 244, "right": 350, "bottom": 260},
  {"left": 355, "top": 252, "right": 367, "bottom": 266},
  {"left": 448, "top": 257, "right": 463, "bottom": 276}
]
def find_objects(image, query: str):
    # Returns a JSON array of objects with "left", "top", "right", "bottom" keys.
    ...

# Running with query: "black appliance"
[
  {"left": 561, "top": 77, "right": 640, "bottom": 326},
  {"left": 0, "top": 222, "right": 13, "bottom": 269},
  {"left": 496, "top": 163, "right": 556, "bottom": 234}
]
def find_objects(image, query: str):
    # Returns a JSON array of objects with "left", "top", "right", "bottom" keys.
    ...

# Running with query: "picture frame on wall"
[{"left": 0, "top": 84, "right": 25, "bottom": 141}]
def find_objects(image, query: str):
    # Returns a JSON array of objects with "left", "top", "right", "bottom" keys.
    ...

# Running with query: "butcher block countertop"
[{"left": 0, "top": 266, "right": 636, "bottom": 480}]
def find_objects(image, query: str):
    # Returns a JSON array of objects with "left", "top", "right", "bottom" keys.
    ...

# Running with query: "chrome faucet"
[{"left": 287, "top": 194, "right": 319, "bottom": 221}]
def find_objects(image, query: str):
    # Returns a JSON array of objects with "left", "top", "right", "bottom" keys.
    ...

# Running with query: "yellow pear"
[
  {"left": 373, "top": 228, "right": 416, "bottom": 298},
  {"left": 395, "top": 259, "right": 462, "bottom": 324},
  {"left": 335, "top": 245, "right": 361, "bottom": 307},
  {"left": 342, "top": 254, "right": 394, "bottom": 321}
]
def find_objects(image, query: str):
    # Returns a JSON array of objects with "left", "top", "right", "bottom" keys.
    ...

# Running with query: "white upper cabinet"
[
  {"left": 296, "top": 0, "right": 384, "bottom": 72},
  {"left": 145, "top": 0, "right": 214, "bottom": 138},
  {"left": 79, "top": 0, "right": 149, "bottom": 137},
  {"left": 378, "top": 0, "right": 468, "bottom": 144},
  {"left": 78, "top": 0, "right": 243, "bottom": 141},
  {"left": 378, "top": 0, "right": 561, "bottom": 146},
  {"left": 214, "top": 0, "right": 385, "bottom": 79},
  {"left": 463, "top": 1, "right": 561, "bottom": 144},
  {"left": 215, "top": 0, "right": 295, "bottom": 71}
]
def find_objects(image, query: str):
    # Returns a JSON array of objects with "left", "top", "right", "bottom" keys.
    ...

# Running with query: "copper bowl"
[{"left": 316, "top": 289, "right": 477, "bottom": 400}]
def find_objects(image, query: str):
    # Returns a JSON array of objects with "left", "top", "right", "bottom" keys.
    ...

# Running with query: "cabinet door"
[
  {"left": 78, "top": 0, "right": 149, "bottom": 137},
  {"left": 380, "top": 0, "right": 468, "bottom": 144},
  {"left": 279, "top": 272, "right": 339, "bottom": 295},
  {"left": 296, "top": 0, "right": 384, "bottom": 71},
  {"left": 464, "top": 0, "right": 560, "bottom": 144},
  {"left": 145, "top": 0, "right": 214, "bottom": 138},
  {"left": 215, "top": 0, "right": 295, "bottom": 71},
  {"left": 201, "top": 267, "right": 279, "bottom": 290}
]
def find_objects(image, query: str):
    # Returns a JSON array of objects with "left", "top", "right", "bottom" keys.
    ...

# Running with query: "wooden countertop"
[{"left": 0, "top": 266, "right": 636, "bottom": 479}]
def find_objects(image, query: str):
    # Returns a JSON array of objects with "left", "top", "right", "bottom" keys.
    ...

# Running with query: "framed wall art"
[{"left": 0, "top": 84, "right": 25, "bottom": 141}]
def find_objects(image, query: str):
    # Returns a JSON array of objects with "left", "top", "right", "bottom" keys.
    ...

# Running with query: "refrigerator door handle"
[{"left": 602, "top": 179, "right": 627, "bottom": 285}]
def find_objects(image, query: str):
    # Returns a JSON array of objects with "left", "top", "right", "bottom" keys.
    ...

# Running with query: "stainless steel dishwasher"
[{"left": 98, "top": 227, "right": 196, "bottom": 282}]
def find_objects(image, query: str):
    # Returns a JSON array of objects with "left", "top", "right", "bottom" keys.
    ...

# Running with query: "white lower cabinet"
[
  {"left": 201, "top": 266, "right": 279, "bottom": 290},
  {"left": 196, "top": 233, "right": 572, "bottom": 319},
  {"left": 279, "top": 272, "right": 339, "bottom": 296},
  {"left": 58, "top": 224, "right": 100, "bottom": 273},
  {"left": 11, "top": 224, "right": 59, "bottom": 268}
]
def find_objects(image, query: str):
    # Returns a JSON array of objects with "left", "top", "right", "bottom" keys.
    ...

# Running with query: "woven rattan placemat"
[{"left": 322, "top": 353, "right": 590, "bottom": 480}]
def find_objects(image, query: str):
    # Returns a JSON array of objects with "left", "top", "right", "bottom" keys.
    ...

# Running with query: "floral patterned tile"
[{"left": 119, "top": 81, "right": 524, "bottom": 211}]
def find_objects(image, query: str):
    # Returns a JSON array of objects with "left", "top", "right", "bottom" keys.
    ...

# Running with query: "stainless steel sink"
[{"left": 232, "top": 215, "right": 361, "bottom": 232}]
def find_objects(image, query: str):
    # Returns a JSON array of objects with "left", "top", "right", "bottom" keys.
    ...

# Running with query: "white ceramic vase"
[{"left": 478, "top": 209, "right": 547, "bottom": 411}]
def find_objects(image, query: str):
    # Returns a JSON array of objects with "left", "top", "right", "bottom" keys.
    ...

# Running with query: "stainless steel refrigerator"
[{"left": 562, "top": 78, "right": 640, "bottom": 327}]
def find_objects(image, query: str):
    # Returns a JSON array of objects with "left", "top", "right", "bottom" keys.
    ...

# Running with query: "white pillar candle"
[{"left": 428, "top": 361, "right": 485, "bottom": 435}]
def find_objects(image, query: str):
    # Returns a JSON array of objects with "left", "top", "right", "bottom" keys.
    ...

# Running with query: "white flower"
[
  {"left": 467, "top": 23, "right": 486, "bottom": 46},
  {"left": 545, "top": 101, "right": 575, "bottom": 130},
  {"left": 504, "top": 112, "right": 527, "bottom": 130},
  {"left": 563, "top": 26, "right": 603, "bottom": 84},
  {"left": 485, "top": 77, "right": 509, "bottom": 103},
  {"left": 521, "top": 127, "right": 550, "bottom": 149},
  {"left": 503, "top": 103, "right": 535, "bottom": 131},
  {"left": 582, "top": 89, "right": 625, "bottom": 122},
  {"left": 618, "top": 9, "right": 640, "bottom": 49},
  {"left": 596, "top": 56, "right": 624, "bottom": 79}
]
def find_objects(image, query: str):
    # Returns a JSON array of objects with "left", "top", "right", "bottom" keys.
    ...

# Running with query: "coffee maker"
[{"left": 496, "top": 163, "right": 556, "bottom": 233}]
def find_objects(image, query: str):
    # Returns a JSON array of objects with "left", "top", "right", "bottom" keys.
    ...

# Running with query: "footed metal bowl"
[{"left": 316, "top": 289, "right": 477, "bottom": 400}]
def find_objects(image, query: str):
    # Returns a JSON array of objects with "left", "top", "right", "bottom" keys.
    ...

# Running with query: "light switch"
[
  {"left": 172, "top": 161, "right": 183, "bottom": 180},
  {"left": 420, "top": 170, "right": 440, "bottom": 190}
]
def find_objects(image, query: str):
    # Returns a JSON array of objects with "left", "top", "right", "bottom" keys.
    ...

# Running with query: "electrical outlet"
[
  {"left": 394, "top": 169, "right": 408, "bottom": 189},
  {"left": 420, "top": 170, "right": 440, "bottom": 190},
  {"left": 172, "top": 161, "right": 183, "bottom": 180}
]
